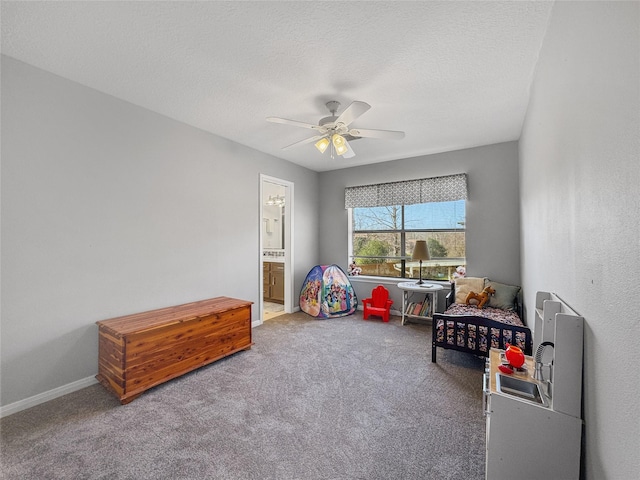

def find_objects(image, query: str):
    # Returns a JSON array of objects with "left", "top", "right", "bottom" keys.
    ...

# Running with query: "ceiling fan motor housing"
[
  {"left": 318, "top": 115, "right": 338, "bottom": 126},
  {"left": 319, "top": 101, "right": 352, "bottom": 136}
]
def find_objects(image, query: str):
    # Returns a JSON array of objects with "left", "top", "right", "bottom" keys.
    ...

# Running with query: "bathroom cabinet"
[{"left": 263, "top": 261, "right": 284, "bottom": 303}]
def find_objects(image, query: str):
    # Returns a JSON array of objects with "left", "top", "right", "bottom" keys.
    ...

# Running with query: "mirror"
[{"left": 263, "top": 181, "right": 285, "bottom": 249}]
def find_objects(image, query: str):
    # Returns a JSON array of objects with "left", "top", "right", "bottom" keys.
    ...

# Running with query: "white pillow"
[{"left": 454, "top": 277, "right": 486, "bottom": 304}]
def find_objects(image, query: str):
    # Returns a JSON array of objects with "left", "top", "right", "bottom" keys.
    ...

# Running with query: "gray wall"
[
  {"left": 1, "top": 56, "right": 320, "bottom": 407},
  {"left": 519, "top": 2, "right": 639, "bottom": 479},
  {"left": 318, "top": 142, "right": 522, "bottom": 286}
]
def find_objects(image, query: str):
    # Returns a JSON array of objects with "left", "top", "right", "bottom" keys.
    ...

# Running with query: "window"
[{"left": 345, "top": 174, "right": 467, "bottom": 281}]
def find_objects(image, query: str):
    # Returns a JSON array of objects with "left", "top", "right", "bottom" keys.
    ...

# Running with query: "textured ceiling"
[{"left": 1, "top": 1, "right": 554, "bottom": 172}]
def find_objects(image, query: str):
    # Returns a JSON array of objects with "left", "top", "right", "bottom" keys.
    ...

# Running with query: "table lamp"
[{"left": 412, "top": 240, "right": 430, "bottom": 285}]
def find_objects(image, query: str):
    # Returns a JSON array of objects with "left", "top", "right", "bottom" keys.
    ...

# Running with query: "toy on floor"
[
  {"left": 300, "top": 264, "right": 357, "bottom": 318},
  {"left": 362, "top": 285, "right": 393, "bottom": 322}
]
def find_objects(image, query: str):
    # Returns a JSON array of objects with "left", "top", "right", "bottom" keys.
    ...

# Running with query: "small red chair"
[{"left": 362, "top": 285, "right": 394, "bottom": 322}]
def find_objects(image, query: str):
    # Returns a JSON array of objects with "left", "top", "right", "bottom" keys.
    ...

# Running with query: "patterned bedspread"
[
  {"left": 442, "top": 304, "right": 524, "bottom": 327},
  {"left": 434, "top": 304, "right": 528, "bottom": 354}
]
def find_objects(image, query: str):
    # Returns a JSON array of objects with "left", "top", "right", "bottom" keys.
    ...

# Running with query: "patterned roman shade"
[{"left": 345, "top": 173, "right": 468, "bottom": 208}]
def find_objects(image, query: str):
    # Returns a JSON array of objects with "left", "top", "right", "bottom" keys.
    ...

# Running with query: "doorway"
[{"left": 259, "top": 175, "right": 293, "bottom": 324}]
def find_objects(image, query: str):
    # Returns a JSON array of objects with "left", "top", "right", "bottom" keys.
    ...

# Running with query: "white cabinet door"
[{"left": 486, "top": 394, "right": 582, "bottom": 479}]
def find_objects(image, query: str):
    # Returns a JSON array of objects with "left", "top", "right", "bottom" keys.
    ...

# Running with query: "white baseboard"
[{"left": 0, "top": 375, "right": 99, "bottom": 418}]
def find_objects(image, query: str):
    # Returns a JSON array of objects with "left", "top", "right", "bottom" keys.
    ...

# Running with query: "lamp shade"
[
  {"left": 315, "top": 137, "right": 330, "bottom": 153},
  {"left": 332, "top": 134, "right": 349, "bottom": 156},
  {"left": 412, "top": 240, "right": 430, "bottom": 261}
]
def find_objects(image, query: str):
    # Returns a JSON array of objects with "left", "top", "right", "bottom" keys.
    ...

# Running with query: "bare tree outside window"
[{"left": 350, "top": 200, "right": 466, "bottom": 280}]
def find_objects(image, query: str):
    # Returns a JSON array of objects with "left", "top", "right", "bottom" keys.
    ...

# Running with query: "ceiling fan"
[{"left": 266, "top": 101, "right": 405, "bottom": 159}]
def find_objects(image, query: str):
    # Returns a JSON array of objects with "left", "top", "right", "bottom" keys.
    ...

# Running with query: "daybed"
[{"left": 431, "top": 277, "right": 532, "bottom": 362}]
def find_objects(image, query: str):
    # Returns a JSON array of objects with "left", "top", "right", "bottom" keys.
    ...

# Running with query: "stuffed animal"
[
  {"left": 348, "top": 262, "right": 362, "bottom": 276},
  {"left": 452, "top": 266, "right": 466, "bottom": 279},
  {"left": 465, "top": 285, "right": 496, "bottom": 309}
]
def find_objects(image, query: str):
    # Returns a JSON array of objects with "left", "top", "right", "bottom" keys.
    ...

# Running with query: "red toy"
[
  {"left": 505, "top": 344, "right": 525, "bottom": 368},
  {"left": 362, "top": 285, "right": 394, "bottom": 322}
]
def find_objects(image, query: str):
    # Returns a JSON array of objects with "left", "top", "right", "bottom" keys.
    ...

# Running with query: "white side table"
[{"left": 397, "top": 282, "right": 444, "bottom": 325}]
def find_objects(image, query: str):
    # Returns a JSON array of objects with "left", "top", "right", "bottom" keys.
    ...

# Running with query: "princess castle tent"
[{"left": 300, "top": 265, "right": 358, "bottom": 318}]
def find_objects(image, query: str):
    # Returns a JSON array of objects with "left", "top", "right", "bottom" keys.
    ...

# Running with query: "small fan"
[{"left": 266, "top": 100, "right": 404, "bottom": 158}]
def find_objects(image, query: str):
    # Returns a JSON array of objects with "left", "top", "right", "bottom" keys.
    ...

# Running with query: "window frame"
[{"left": 348, "top": 202, "right": 466, "bottom": 280}]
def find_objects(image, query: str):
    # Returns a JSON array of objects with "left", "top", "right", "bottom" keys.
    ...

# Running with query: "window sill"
[{"left": 348, "top": 275, "right": 451, "bottom": 289}]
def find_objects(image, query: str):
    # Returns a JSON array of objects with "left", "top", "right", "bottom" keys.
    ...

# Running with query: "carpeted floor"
[{"left": 0, "top": 311, "right": 486, "bottom": 479}]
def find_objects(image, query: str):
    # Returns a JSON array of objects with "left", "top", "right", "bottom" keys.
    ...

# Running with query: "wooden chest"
[{"left": 96, "top": 296, "right": 253, "bottom": 404}]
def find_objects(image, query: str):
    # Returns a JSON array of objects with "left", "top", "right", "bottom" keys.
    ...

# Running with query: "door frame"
[{"left": 258, "top": 174, "right": 294, "bottom": 326}]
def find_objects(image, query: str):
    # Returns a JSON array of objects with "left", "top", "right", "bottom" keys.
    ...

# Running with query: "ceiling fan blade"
[
  {"left": 266, "top": 117, "right": 324, "bottom": 131},
  {"left": 282, "top": 134, "right": 327, "bottom": 150},
  {"left": 348, "top": 128, "right": 405, "bottom": 140},
  {"left": 335, "top": 101, "right": 371, "bottom": 127}
]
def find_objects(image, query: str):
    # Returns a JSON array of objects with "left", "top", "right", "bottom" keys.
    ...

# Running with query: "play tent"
[{"left": 299, "top": 264, "right": 358, "bottom": 318}]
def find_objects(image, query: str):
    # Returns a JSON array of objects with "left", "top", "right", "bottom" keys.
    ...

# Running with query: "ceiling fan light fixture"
[
  {"left": 342, "top": 141, "right": 355, "bottom": 158},
  {"left": 332, "top": 134, "right": 349, "bottom": 156},
  {"left": 335, "top": 143, "right": 349, "bottom": 156},
  {"left": 315, "top": 137, "right": 330, "bottom": 153},
  {"left": 267, "top": 100, "right": 404, "bottom": 160}
]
